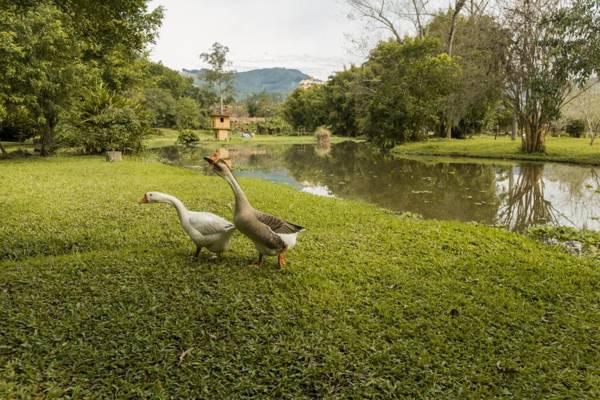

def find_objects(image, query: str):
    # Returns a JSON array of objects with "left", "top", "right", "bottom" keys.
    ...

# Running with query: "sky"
[{"left": 147, "top": 0, "right": 366, "bottom": 80}]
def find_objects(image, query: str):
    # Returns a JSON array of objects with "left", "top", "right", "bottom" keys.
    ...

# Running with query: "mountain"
[{"left": 182, "top": 67, "right": 311, "bottom": 98}]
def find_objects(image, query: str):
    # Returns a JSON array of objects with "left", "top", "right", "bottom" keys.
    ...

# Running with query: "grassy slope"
[
  {"left": 1, "top": 157, "right": 599, "bottom": 398},
  {"left": 394, "top": 136, "right": 600, "bottom": 165},
  {"left": 148, "top": 128, "right": 350, "bottom": 149}
]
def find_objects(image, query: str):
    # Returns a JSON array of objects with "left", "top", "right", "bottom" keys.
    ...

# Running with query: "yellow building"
[{"left": 211, "top": 114, "right": 231, "bottom": 141}]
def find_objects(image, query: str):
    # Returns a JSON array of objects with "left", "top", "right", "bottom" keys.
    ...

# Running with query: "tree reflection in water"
[
  {"left": 284, "top": 141, "right": 501, "bottom": 224},
  {"left": 496, "top": 164, "right": 558, "bottom": 231}
]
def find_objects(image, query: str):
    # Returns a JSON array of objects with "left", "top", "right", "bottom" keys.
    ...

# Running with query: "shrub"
[
  {"left": 176, "top": 129, "right": 200, "bottom": 147},
  {"left": 315, "top": 126, "right": 332, "bottom": 146},
  {"left": 565, "top": 119, "right": 586, "bottom": 137},
  {"left": 60, "top": 85, "right": 154, "bottom": 153}
]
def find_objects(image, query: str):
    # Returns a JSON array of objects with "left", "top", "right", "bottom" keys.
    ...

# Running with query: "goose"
[
  {"left": 204, "top": 151, "right": 305, "bottom": 268},
  {"left": 138, "top": 191, "right": 235, "bottom": 259}
]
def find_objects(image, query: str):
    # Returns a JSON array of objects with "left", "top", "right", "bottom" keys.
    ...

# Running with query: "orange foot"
[{"left": 277, "top": 252, "right": 286, "bottom": 269}]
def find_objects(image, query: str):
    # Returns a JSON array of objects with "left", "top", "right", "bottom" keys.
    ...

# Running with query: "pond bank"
[
  {"left": 1, "top": 156, "right": 598, "bottom": 398},
  {"left": 393, "top": 136, "right": 600, "bottom": 166}
]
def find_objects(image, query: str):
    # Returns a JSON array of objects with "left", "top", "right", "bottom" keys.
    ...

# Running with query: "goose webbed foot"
[
  {"left": 277, "top": 250, "right": 287, "bottom": 269},
  {"left": 191, "top": 246, "right": 201, "bottom": 261},
  {"left": 253, "top": 253, "right": 264, "bottom": 267}
]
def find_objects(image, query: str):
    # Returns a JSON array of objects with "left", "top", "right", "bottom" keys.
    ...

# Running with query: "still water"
[{"left": 153, "top": 141, "right": 600, "bottom": 232}]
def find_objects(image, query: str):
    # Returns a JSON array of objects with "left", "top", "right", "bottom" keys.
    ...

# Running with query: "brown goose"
[{"left": 204, "top": 151, "right": 305, "bottom": 268}]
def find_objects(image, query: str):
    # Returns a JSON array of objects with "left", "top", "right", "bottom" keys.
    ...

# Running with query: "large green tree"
[
  {"left": 0, "top": 0, "right": 163, "bottom": 155},
  {"left": 0, "top": 4, "right": 86, "bottom": 155},
  {"left": 502, "top": 0, "right": 600, "bottom": 153},
  {"left": 322, "top": 67, "right": 363, "bottom": 137},
  {"left": 360, "top": 38, "right": 459, "bottom": 147},
  {"left": 282, "top": 86, "right": 327, "bottom": 132}
]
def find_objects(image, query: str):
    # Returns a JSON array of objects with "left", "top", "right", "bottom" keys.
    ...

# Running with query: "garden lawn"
[
  {"left": 394, "top": 135, "right": 600, "bottom": 165},
  {"left": 1, "top": 157, "right": 599, "bottom": 398}
]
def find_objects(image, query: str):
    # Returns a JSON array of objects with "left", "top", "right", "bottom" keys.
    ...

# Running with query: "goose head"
[
  {"left": 204, "top": 151, "right": 232, "bottom": 178},
  {"left": 138, "top": 191, "right": 167, "bottom": 204}
]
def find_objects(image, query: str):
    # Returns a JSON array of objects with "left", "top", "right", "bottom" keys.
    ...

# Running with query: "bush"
[
  {"left": 315, "top": 126, "right": 332, "bottom": 146},
  {"left": 176, "top": 129, "right": 200, "bottom": 147},
  {"left": 565, "top": 119, "right": 586, "bottom": 137},
  {"left": 60, "top": 85, "right": 154, "bottom": 153}
]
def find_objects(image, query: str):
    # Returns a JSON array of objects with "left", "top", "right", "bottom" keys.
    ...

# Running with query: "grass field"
[
  {"left": 1, "top": 157, "right": 599, "bottom": 398},
  {"left": 394, "top": 136, "right": 600, "bottom": 165},
  {"left": 147, "top": 128, "right": 352, "bottom": 149}
]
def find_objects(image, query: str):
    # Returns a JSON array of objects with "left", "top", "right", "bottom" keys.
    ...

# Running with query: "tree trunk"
[
  {"left": 522, "top": 122, "right": 546, "bottom": 153},
  {"left": 40, "top": 119, "right": 56, "bottom": 156},
  {"left": 447, "top": 0, "right": 467, "bottom": 56},
  {"left": 0, "top": 141, "right": 6, "bottom": 156},
  {"left": 511, "top": 113, "right": 518, "bottom": 141}
]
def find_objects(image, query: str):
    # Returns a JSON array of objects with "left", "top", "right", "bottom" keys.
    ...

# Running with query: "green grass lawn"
[
  {"left": 394, "top": 136, "right": 600, "bottom": 165},
  {"left": 1, "top": 157, "right": 599, "bottom": 398},
  {"left": 147, "top": 128, "right": 352, "bottom": 149}
]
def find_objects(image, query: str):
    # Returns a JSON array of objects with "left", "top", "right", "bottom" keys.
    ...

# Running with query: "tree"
[
  {"left": 0, "top": 0, "right": 163, "bottom": 155},
  {"left": 428, "top": 12, "right": 508, "bottom": 138},
  {"left": 322, "top": 67, "right": 363, "bottom": 136},
  {"left": 200, "top": 42, "right": 235, "bottom": 114},
  {"left": 282, "top": 86, "right": 327, "bottom": 132},
  {"left": 60, "top": 84, "right": 153, "bottom": 154},
  {"left": 142, "top": 88, "right": 177, "bottom": 127},
  {"left": 0, "top": 4, "right": 86, "bottom": 155},
  {"left": 360, "top": 38, "right": 459, "bottom": 147},
  {"left": 174, "top": 97, "right": 200, "bottom": 130},
  {"left": 501, "top": 0, "right": 600, "bottom": 153},
  {"left": 245, "top": 92, "right": 280, "bottom": 118}
]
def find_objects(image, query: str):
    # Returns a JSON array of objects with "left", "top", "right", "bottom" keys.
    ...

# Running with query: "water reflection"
[{"left": 152, "top": 142, "right": 600, "bottom": 231}]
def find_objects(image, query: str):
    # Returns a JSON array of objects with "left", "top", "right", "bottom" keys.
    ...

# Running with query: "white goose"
[{"left": 139, "top": 191, "right": 235, "bottom": 259}]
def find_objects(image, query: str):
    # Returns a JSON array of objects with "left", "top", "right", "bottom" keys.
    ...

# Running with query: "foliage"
[
  {"left": 360, "top": 38, "right": 459, "bottom": 148},
  {"left": 142, "top": 87, "right": 177, "bottom": 127},
  {"left": 199, "top": 42, "right": 235, "bottom": 113},
  {"left": 245, "top": 92, "right": 280, "bottom": 117},
  {"left": 322, "top": 67, "right": 362, "bottom": 137},
  {"left": 282, "top": 86, "right": 327, "bottom": 132},
  {"left": 0, "top": 3, "right": 87, "bottom": 155},
  {"left": 60, "top": 85, "right": 153, "bottom": 153},
  {"left": 1, "top": 157, "right": 598, "bottom": 398},
  {"left": 502, "top": 0, "right": 600, "bottom": 153},
  {"left": 251, "top": 117, "right": 296, "bottom": 136},
  {"left": 427, "top": 13, "right": 508, "bottom": 138},
  {"left": 0, "top": 0, "right": 163, "bottom": 155},
  {"left": 174, "top": 97, "right": 201, "bottom": 130},
  {"left": 176, "top": 129, "right": 200, "bottom": 147},
  {"left": 565, "top": 119, "right": 586, "bottom": 138}
]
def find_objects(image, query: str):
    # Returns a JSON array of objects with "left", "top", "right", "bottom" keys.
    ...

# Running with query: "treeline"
[
  {"left": 282, "top": 1, "right": 599, "bottom": 151},
  {"left": 0, "top": 0, "right": 213, "bottom": 156}
]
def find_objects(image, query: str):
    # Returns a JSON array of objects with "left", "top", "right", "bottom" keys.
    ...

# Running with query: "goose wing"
[
  {"left": 189, "top": 212, "right": 235, "bottom": 236},
  {"left": 254, "top": 210, "right": 305, "bottom": 234}
]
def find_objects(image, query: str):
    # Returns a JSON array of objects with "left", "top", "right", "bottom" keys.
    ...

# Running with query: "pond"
[{"left": 152, "top": 141, "right": 600, "bottom": 232}]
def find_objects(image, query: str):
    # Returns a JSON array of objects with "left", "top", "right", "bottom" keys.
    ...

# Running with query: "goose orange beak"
[
  {"left": 204, "top": 151, "right": 232, "bottom": 169},
  {"left": 138, "top": 194, "right": 149, "bottom": 204}
]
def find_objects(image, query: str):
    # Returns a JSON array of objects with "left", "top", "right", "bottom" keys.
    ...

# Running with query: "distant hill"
[{"left": 182, "top": 67, "right": 311, "bottom": 99}]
